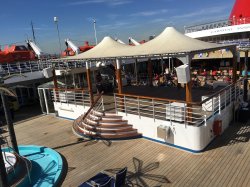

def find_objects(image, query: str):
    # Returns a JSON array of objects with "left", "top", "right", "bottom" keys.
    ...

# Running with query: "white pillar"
[{"left": 43, "top": 89, "right": 49, "bottom": 114}]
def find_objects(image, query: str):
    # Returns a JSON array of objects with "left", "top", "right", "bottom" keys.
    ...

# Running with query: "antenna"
[{"left": 31, "top": 21, "right": 36, "bottom": 43}]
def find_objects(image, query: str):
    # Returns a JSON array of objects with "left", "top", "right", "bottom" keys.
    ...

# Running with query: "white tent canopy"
[
  {"left": 66, "top": 36, "right": 132, "bottom": 60},
  {"left": 64, "top": 27, "right": 235, "bottom": 61}
]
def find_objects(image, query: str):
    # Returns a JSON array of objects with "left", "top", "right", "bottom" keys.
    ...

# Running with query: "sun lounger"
[{"left": 79, "top": 167, "right": 128, "bottom": 187}]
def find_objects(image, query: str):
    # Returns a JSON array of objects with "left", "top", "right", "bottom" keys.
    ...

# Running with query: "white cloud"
[
  {"left": 171, "top": 6, "right": 228, "bottom": 19},
  {"left": 68, "top": 0, "right": 132, "bottom": 6},
  {"left": 130, "top": 9, "right": 168, "bottom": 17}
]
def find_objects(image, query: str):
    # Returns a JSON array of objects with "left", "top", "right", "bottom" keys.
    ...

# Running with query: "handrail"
[
  {"left": 74, "top": 91, "right": 104, "bottom": 125},
  {"left": 116, "top": 78, "right": 244, "bottom": 106},
  {"left": 115, "top": 93, "right": 188, "bottom": 104},
  {"left": 49, "top": 87, "right": 86, "bottom": 92},
  {"left": 198, "top": 78, "right": 243, "bottom": 105}
]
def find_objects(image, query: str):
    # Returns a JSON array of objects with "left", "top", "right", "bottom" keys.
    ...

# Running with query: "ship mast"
[{"left": 31, "top": 21, "right": 36, "bottom": 43}]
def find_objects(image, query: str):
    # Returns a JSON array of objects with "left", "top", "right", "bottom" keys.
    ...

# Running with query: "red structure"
[{"left": 229, "top": 0, "right": 250, "bottom": 24}]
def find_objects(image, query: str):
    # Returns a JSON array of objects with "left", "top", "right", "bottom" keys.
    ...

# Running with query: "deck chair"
[
  {"left": 79, "top": 172, "right": 113, "bottom": 187},
  {"left": 111, "top": 167, "right": 128, "bottom": 187}
]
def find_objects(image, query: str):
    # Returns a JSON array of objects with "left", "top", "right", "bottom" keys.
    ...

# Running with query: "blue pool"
[{"left": 3, "top": 145, "right": 64, "bottom": 187}]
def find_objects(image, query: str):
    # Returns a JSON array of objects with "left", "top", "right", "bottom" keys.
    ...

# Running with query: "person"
[{"left": 95, "top": 72, "right": 103, "bottom": 94}]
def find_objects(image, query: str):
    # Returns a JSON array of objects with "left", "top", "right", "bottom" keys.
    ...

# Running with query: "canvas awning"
[{"left": 63, "top": 27, "right": 235, "bottom": 61}]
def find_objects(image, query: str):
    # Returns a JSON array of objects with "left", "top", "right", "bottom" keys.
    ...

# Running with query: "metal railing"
[
  {"left": 114, "top": 79, "right": 244, "bottom": 126},
  {"left": 0, "top": 60, "right": 87, "bottom": 76},
  {"left": 72, "top": 92, "right": 104, "bottom": 137},
  {"left": 185, "top": 17, "right": 250, "bottom": 33},
  {"left": 51, "top": 88, "right": 91, "bottom": 107}
]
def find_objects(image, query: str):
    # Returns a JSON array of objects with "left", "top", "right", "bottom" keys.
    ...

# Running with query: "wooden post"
[
  {"left": 243, "top": 50, "right": 249, "bottom": 101},
  {"left": 185, "top": 55, "right": 193, "bottom": 122},
  {"left": 147, "top": 58, "right": 153, "bottom": 86},
  {"left": 116, "top": 59, "right": 122, "bottom": 94},
  {"left": 86, "top": 62, "right": 94, "bottom": 105},
  {"left": 116, "top": 59, "right": 124, "bottom": 111}
]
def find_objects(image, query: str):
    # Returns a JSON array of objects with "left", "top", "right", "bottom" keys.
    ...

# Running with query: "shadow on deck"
[{"left": 205, "top": 121, "right": 250, "bottom": 152}]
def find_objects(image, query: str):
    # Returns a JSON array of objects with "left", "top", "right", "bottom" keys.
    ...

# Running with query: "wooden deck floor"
[{"left": 6, "top": 115, "right": 250, "bottom": 187}]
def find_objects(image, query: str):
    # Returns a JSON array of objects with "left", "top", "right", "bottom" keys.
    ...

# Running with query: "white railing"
[
  {"left": 185, "top": 17, "right": 250, "bottom": 33},
  {"left": 0, "top": 60, "right": 87, "bottom": 76},
  {"left": 114, "top": 79, "right": 244, "bottom": 126},
  {"left": 51, "top": 88, "right": 91, "bottom": 107}
]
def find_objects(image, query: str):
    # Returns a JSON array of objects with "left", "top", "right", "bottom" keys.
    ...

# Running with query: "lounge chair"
[
  {"left": 79, "top": 173, "right": 113, "bottom": 187},
  {"left": 79, "top": 167, "right": 128, "bottom": 187},
  {"left": 110, "top": 167, "right": 127, "bottom": 187}
]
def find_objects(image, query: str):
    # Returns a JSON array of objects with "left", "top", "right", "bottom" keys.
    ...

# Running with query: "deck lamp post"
[
  {"left": 54, "top": 16, "right": 62, "bottom": 55},
  {"left": 93, "top": 19, "right": 98, "bottom": 45}
]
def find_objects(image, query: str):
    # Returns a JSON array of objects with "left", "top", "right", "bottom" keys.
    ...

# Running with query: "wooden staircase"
[{"left": 73, "top": 109, "right": 141, "bottom": 140}]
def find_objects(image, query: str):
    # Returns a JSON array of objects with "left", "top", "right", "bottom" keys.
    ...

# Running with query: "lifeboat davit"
[{"left": 62, "top": 41, "right": 94, "bottom": 57}]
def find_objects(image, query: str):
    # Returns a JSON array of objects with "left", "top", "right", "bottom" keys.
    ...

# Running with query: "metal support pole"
[
  {"left": 0, "top": 145, "right": 8, "bottom": 187},
  {"left": 0, "top": 92, "right": 19, "bottom": 154}
]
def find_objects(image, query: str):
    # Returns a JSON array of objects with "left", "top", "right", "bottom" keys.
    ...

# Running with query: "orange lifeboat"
[{"left": 0, "top": 45, "right": 36, "bottom": 63}]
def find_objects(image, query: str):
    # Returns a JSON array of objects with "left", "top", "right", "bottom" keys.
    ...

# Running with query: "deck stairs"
[{"left": 72, "top": 94, "right": 141, "bottom": 140}]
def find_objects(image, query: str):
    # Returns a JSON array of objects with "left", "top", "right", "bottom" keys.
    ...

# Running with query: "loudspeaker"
[
  {"left": 176, "top": 64, "right": 190, "bottom": 83},
  {"left": 43, "top": 67, "right": 53, "bottom": 78}
]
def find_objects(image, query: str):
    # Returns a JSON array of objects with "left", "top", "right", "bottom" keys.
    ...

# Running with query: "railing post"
[
  {"left": 124, "top": 96, "right": 127, "bottom": 116},
  {"left": 204, "top": 115, "right": 207, "bottom": 126},
  {"left": 29, "top": 61, "right": 32, "bottom": 72},
  {"left": 230, "top": 86, "right": 232, "bottom": 104},
  {"left": 74, "top": 91, "right": 76, "bottom": 106},
  {"left": 82, "top": 91, "right": 85, "bottom": 107},
  {"left": 235, "top": 84, "right": 237, "bottom": 100},
  {"left": 18, "top": 62, "right": 21, "bottom": 74},
  {"left": 219, "top": 94, "right": 221, "bottom": 115},
  {"left": 138, "top": 97, "right": 140, "bottom": 118},
  {"left": 152, "top": 99, "right": 155, "bottom": 121},
  {"left": 169, "top": 102, "right": 172, "bottom": 125},
  {"left": 225, "top": 90, "right": 227, "bottom": 107},
  {"left": 212, "top": 96, "right": 214, "bottom": 117},
  {"left": 184, "top": 103, "right": 186, "bottom": 126},
  {"left": 114, "top": 94, "right": 117, "bottom": 113},
  {"left": 7, "top": 63, "right": 10, "bottom": 75},
  {"left": 102, "top": 96, "right": 104, "bottom": 111}
]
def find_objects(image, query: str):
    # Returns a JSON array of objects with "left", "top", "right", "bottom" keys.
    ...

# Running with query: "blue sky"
[{"left": 0, "top": 0, "right": 235, "bottom": 53}]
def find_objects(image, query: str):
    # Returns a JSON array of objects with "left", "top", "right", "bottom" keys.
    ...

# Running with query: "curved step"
[
  {"left": 89, "top": 114, "right": 101, "bottom": 120},
  {"left": 98, "top": 119, "right": 127, "bottom": 123},
  {"left": 101, "top": 116, "right": 123, "bottom": 120},
  {"left": 83, "top": 123, "right": 134, "bottom": 133},
  {"left": 86, "top": 118, "right": 98, "bottom": 125},
  {"left": 92, "top": 110, "right": 104, "bottom": 116},
  {"left": 99, "top": 120, "right": 128, "bottom": 125},
  {"left": 82, "top": 122, "right": 129, "bottom": 128}
]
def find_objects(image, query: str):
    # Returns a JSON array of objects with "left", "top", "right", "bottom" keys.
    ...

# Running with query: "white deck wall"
[
  {"left": 54, "top": 102, "right": 90, "bottom": 120},
  {"left": 118, "top": 102, "right": 235, "bottom": 152}
]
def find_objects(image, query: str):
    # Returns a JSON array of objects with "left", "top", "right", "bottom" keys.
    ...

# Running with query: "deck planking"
[{"left": 3, "top": 115, "right": 250, "bottom": 187}]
